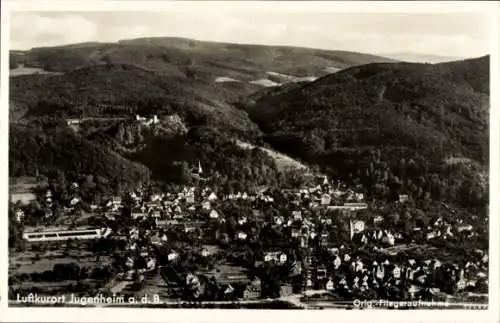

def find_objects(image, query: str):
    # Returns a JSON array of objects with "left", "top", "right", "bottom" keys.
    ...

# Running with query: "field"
[
  {"left": 10, "top": 66, "right": 62, "bottom": 77},
  {"left": 9, "top": 249, "right": 112, "bottom": 274},
  {"left": 235, "top": 140, "right": 309, "bottom": 172},
  {"left": 51, "top": 210, "right": 97, "bottom": 227}
]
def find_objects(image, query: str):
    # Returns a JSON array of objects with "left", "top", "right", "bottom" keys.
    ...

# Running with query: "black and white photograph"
[{"left": 1, "top": 1, "right": 499, "bottom": 321}]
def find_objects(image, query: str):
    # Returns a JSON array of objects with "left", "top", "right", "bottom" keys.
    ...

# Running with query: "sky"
[{"left": 9, "top": 8, "right": 493, "bottom": 58}]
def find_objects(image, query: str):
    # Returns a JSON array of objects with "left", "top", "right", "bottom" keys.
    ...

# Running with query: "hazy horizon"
[
  {"left": 10, "top": 10, "right": 492, "bottom": 59},
  {"left": 10, "top": 36, "right": 478, "bottom": 61}
]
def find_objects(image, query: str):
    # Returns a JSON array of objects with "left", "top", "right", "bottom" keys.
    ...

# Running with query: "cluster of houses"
[
  {"left": 13, "top": 181, "right": 84, "bottom": 223},
  {"left": 13, "top": 170, "right": 488, "bottom": 301},
  {"left": 135, "top": 114, "right": 160, "bottom": 127},
  {"left": 312, "top": 246, "right": 488, "bottom": 299}
]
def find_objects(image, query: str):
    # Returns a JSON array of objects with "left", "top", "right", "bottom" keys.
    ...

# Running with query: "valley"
[{"left": 8, "top": 36, "right": 490, "bottom": 310}]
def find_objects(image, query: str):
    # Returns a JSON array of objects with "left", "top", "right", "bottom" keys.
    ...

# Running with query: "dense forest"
[
  {"left": 241, "top": 56, "right": 489, "bottom": 209},
  {"left": 9, "top": 123, "right": 150, "bottom": 193}
]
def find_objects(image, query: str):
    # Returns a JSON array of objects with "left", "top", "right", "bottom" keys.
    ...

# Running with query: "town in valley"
[
  {"left": 9, "top": 157, "right": 488, "bottom": 308},
  {"left": 7, "top": 10, "right": 491, "bottom": 311}
]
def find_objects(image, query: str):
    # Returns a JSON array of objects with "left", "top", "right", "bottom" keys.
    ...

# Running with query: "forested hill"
[
  {"left": 9, "top": 38, "right": 397, "bottom": 196},
  {"left": 241, "top": 56, "right": 489, "bottom": 209},
  {"left": 10, "top": 63, "right": 261, "bottom": 136},
  {"left": 10, "top": 37, "right": 396, "bottom": 133},
  {"left": 9, "top": 123, "right": 151, "bottom": 194},
  {"left": 10, "top": 37, "right": 396, "bottom": 76}
]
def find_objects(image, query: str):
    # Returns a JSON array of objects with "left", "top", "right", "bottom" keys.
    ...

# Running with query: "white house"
[
  {"left": 355, "top": 260, "right": 364, "bottom": 272},
  {"left": 355, "top": 193, "right": 364, "bottom": 201},
  {"left": 150, "top": 194, "right": 162, "bottom": 202},
  {"left": 334, "top": 256, "right": 342, "bottom": 269},
  {"left": 326, "top": 279, "right": 335, "bottom": 291},
  {"left": 209, "top": 210, "right": 219, "bottom": 219},
  {"left": 264, "top": 251, "right": 281, "bottom": 262},
  {"left": 70, "top": 197, "right": 80, "bottom": 206},
  {"left": 376, "top": 266, "right": 385, "bottom": 279},
  {"left": 292, "top": 211, "right": 302, "bottom": 220},
  {"left": 15, "top": 209, "right": 25, "bottom": 223},
  {"left": 147, "top": 258, "right": 156, "bottom": 271},
  {"left": 202, "top": 201, "right": 211, "bottom": 210},
  {"left": 426, "top": 231, "right": 437, "bottom": 240},
  {"left": 456, "top": 278, "right": 467, "bottom": 291},
  {"left": 275, "top": 216, "right": 284, "bottom": 226},
  {"left": 126, "top": 257, "right": 134, "bottom": 268},
  {"left": 353, "top": 276, "right": 360, "bottom": 288},
  {"left": 168, "top": 252, "right": 179, "bottom": 261},
  {"left": 457, "top": 225, "right": 473, "bottom": 233},
  {"left": 393, "top": 266, "right": 401, "bottom": 279},
  {"left": 385, "top": 231, "right": 395, "bottom": 246},
  {"left": 320, "top": 194, "right": 331, "bottom": 205}
]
